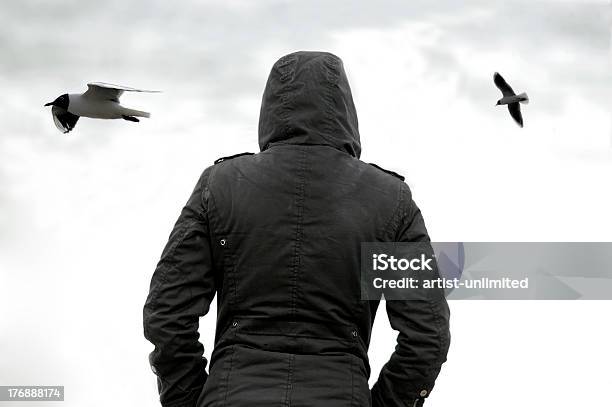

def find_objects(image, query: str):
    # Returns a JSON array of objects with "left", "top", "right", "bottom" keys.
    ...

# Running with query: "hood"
[{"left": 258, "top": 51, "right": 361, "bottom": 158}]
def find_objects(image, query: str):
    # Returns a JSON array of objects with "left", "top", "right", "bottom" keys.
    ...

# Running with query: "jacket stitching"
[
  {"left": 378, "top": 182, "right": 405, "bottom": 241},
  {"left": 206, "top": 165, "right": 238, "bottom": 309},
  {"left": 275, "top": 55, "right": 297, "bottom": 143},
  {"left": 320, "top": 58, "right": 339, "bottom": 149},
  {"left": 282, "top": 354, "right": 295, "bottom": 407},
  {"left": 349, "top": 355, "right": 355, "bottom": 407},
  {"left": 221, "top": 344, "right": 236, "bottom": 406},
  {"left": 423, "top": 299, "right": 449, "bottom": 386},
  {"left": 290, "top": 148, "right": 307, "bottom": 319},
  {"left": 391, "top": 184, "right": 409, "bottom": 239},
  {"left": 229, "top": 330, "right": 355, "bottom": 343}
]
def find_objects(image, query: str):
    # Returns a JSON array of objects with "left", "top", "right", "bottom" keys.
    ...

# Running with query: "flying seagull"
[
  {"left": 44, "top": 82, "right": 160, "bottom": 133},
  {"left": 494, "top": 72, "right": 529, "bottom": 127}
]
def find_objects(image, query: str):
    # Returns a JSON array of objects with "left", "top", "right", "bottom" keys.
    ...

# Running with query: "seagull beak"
[{"left": 44, "top": 102, "right": 53, "bottom": 107}]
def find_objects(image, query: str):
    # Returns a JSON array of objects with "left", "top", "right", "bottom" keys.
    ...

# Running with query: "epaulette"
[
  {"left": 368, "top": 163, "right": 405, "bottom": 181},
  {"left": 214, "top": 152, "right": 255, "bottom": 165}
]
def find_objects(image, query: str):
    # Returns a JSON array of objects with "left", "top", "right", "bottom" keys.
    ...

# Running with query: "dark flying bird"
[
  {"left": 494, "top": 72, "right": 529, "bottom": 127},
  {"left": 44, "top": 82, "right": 160, "bottom": 133}
]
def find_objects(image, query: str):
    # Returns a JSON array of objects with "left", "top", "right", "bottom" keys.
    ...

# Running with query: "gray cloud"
[
  {"left": 1, "top": 0, "right": 608, "bottom": 124},
  {"left": 1, "top": 0, "right": 610, "bottom": 246}
]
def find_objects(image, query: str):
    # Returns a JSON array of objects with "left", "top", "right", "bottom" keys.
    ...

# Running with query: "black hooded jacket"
[{"left": 143, "top": 51, "right": 450, "bottom": 407}]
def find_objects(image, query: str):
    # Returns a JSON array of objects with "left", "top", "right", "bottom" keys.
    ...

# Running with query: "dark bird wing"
[
  {"left": 494, "top": 72, "right": 515, "bottom": 96},
  {"left": 83, "top": 82, "right": 160, "bottom": 102},
  {"left": 507, "top": 103, "right": 523, "bottom": 127},
  {"left": 52, "top": 106, "right": 80, "bottom": 133}
]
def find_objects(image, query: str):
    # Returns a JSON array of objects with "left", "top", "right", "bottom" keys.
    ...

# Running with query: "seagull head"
[{"left": 44, "top": 94, "right": 69, "bottom": 109}]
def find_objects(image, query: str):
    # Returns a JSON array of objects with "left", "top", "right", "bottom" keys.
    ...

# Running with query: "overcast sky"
[{"left": 1, "top": 1, "right": 611, "bottom": 406}]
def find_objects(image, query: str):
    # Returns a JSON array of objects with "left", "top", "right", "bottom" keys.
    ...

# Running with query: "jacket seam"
[
  {"left": 282, "top": 354, "right": 295, "bottom": 407},
  {"left": 349, "top": 355, "right": 356, "bottom": 407},
  {"left": 230, "top": 330, "right": 354, "bottom": 342},
  {"left": 276, "top": 55, "right": 297, "bottom": 144},
  {"left": 423, "top": 298, "right": 448, "bottom": 386},
  {"left": 221, "top": 344, "right": 236, "bottom": 406},
  {"left": 206, "top": 164, "right": 238, "bottom": 310},
  {"left": 320, "top": 56, "right": 340, "bottom": 148},
  {"left": 290, "top": 149, "right": 307, "bottom": 319},
  {"left": 380, "top": 182, "right": 405, "bottom": 240}
]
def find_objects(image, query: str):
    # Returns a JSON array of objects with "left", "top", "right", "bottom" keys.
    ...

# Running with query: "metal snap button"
[
  {"left": 220, "top": 239, "right": 227, "bottom": 246},
  {"left": 419, "top": 389, "right": 428, "bottom": 397}
]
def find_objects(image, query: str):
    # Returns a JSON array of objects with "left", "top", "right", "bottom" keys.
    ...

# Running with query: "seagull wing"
[
  {"left": 494, "top": 72, "right": 515, "bottom": 96},
  {"left": 507, "top": 103, "right": 523, "bottom": 127},
  {"left": 83, "top": 82, "right": 160, "bottom": 102},
  {"left": 52, "top": 106, "right": 80, "bottom": 133}
]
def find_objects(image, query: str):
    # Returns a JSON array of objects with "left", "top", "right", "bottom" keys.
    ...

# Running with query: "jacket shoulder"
[
  {"left": 368, "top": 162, "right": 405, "bottom": 181},
  {"left": 213, "top": 152, "right": 255, "bottom": 164}
]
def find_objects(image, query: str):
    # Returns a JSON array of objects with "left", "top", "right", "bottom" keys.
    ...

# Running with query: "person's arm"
[
  {"left": 143, "top": 169, "right": 216, "bottom": 407},
  {"left": 371, "top": 183, "right": 451, "bottom": 407}
]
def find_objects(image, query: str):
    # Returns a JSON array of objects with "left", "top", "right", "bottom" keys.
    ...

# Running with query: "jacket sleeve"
[
  {"left": 371, "top": 183, "right": 451, "bottom": 407},
  {"left": 143, "top": 169, "right": 216, "bottom": 407}
]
